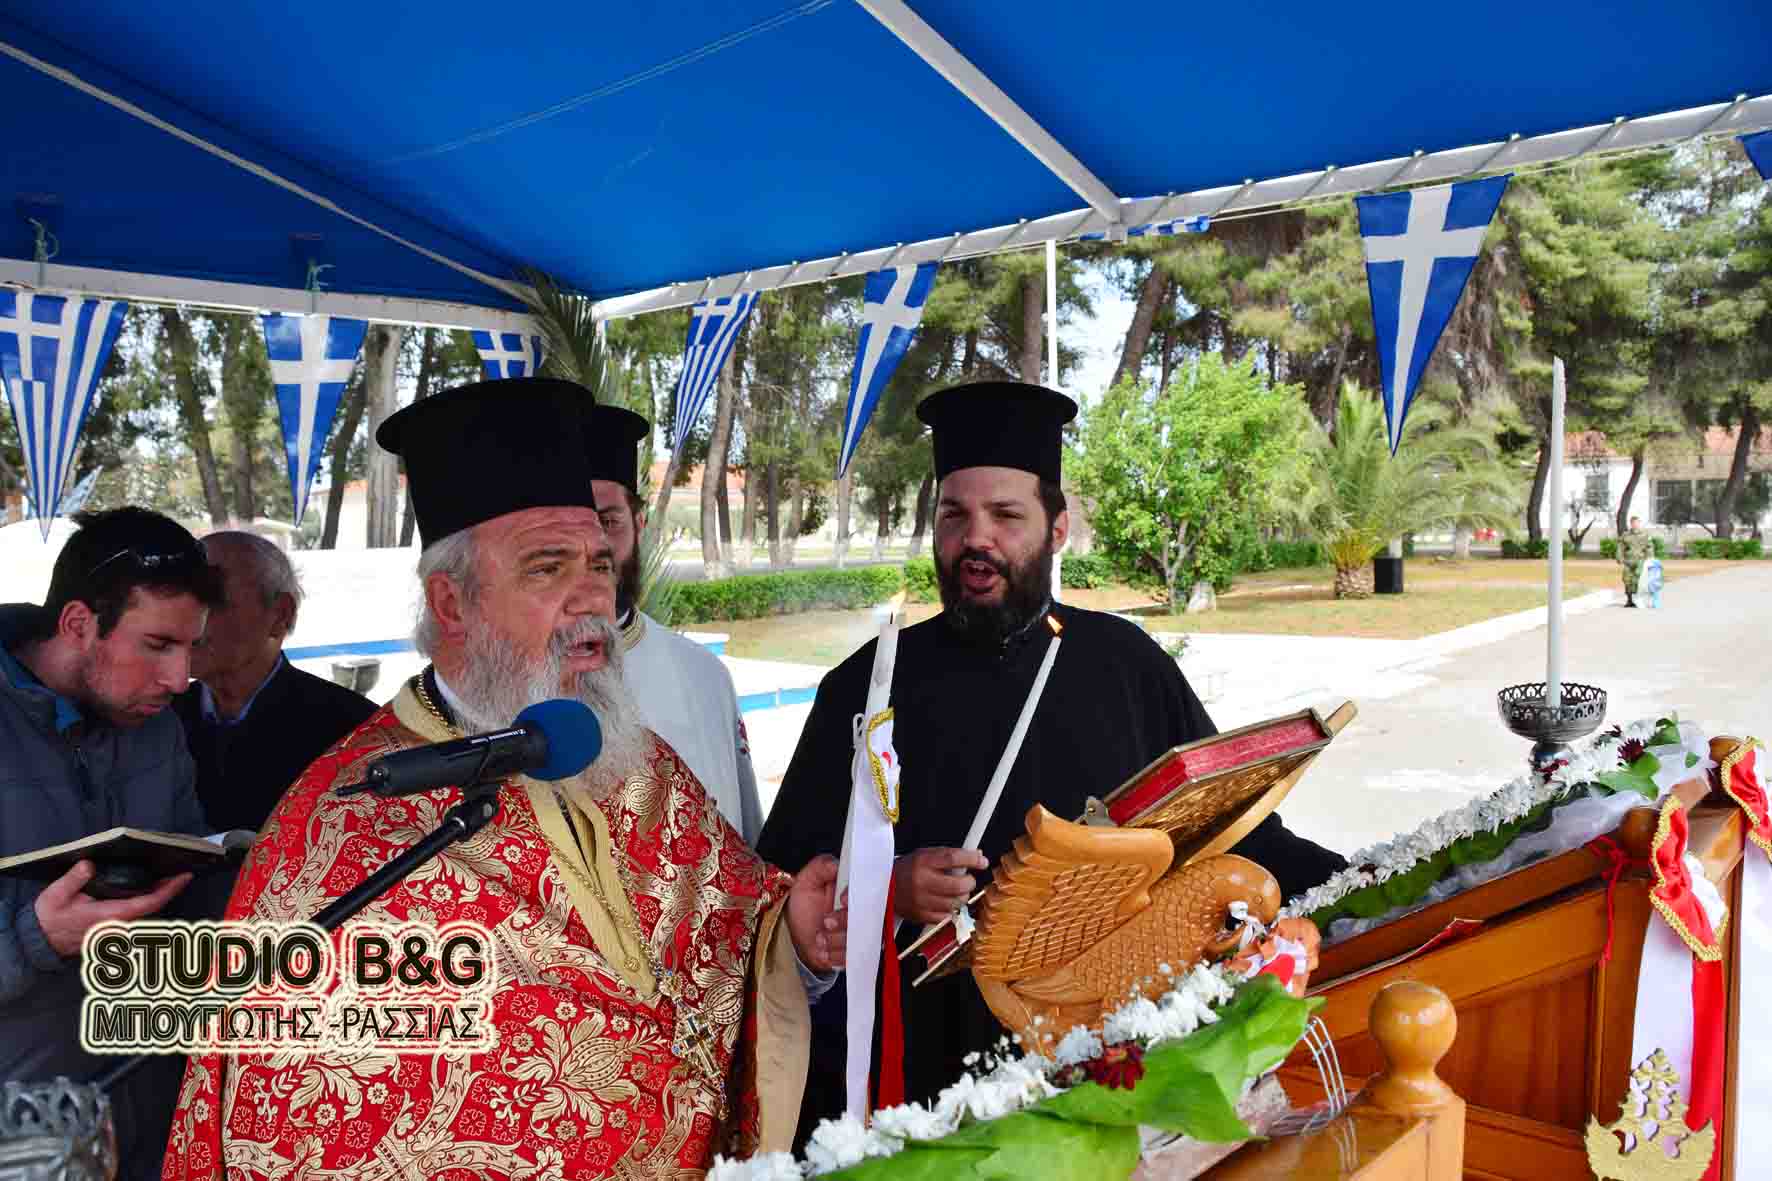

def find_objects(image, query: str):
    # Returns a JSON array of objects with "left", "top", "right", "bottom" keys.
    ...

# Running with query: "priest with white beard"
[{"left": 163, "top": 378, "right": 844, "bottom": 1181}]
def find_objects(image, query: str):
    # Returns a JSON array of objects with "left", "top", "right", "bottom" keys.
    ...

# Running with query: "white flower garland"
[
  {"left": 708, "top": 962, "right": 1245, "bottom": 1180},
  {"left": 1279, "top": 716, "right": 1714, "bottom": 923}
]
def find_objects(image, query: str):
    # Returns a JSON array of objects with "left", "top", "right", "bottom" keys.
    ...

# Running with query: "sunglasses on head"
[{"left": 87, "top": 542, "right": 207, "bottom": 579}]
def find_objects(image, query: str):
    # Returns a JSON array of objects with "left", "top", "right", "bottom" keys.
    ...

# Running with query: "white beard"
[{"left": 449, "top": 613, "right": 654, "bottom": 803}]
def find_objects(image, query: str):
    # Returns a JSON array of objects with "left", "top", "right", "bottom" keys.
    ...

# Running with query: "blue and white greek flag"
[
  {"left": 1356, "top": 175, "right": 1510, "bottom": 454},
  {"left": 262, "top": 314, "right": 368, "bottom": 525},
  {"left": 1079, "top": 212, "right": 1210, "bottom": 241},
  {"left": 837, "top": 262, "right": 938, "bottom": 477},
  {"left": 1743, "top": 130, "right": 1772, "bottom": 182},
  {"left": 0, "top": 293, "right": 128, "bottom": 539},
  {"left": 670, "top": 294, "right": 755, "bottom": 457},
  {"left": 471, "top": 330, "right": 544, "bottom": 379}
]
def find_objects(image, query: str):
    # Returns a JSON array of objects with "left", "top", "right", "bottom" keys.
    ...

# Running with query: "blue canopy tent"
[{"left": 2, "top": 1, "right": 1768, "bottom": 326}]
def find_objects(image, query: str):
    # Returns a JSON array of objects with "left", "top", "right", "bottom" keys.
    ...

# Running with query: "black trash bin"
[{"left": 1374, "top": 555, "right": 1404, "bottom": 594}]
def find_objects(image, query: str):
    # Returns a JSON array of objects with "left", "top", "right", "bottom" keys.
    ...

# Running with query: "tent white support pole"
[
  {"left": 0, "top": 258, "right": 536, "bottom": 334},
  {"left": 1467, "top": 133, "right": 1524, "bottom": 177},
  {"left": 592, "top": 94, "right": 1772, "bottom": 321},
  {"left": 1045, "top": 239, "right": 1060, "bottom": 389},
  {"left": 855, "top": 0, "right": 1122, "bottom": 223},
  {"left": 1683, "top": 93, "right": 1750, "bottom": 143},
  {"left": 1373, "top": 149, "right": 1427, "bottom": 193},
  {"left": 1207, "top": 179, "right": 1258, "bottom": 219}
]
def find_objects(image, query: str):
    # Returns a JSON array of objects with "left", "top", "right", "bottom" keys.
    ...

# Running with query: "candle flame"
[
  {"left": 1046, "top": 614, "right": 1063, "bottom": 636},
  {"left": 888, "top": 591, "right": 907, "bottom": 618}
]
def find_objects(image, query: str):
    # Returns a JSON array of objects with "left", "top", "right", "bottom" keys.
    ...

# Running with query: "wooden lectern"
[
  {"left": 1184, "top": 980, "right": 1465, "bottom": 1180},
  {"left": 1275, "top": 740, "right": 1751, "bottom": 1181}
]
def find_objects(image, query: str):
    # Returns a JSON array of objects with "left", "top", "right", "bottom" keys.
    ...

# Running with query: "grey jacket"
[{"left": 0, "top": 603, "right": 207, "bottom": 1083}]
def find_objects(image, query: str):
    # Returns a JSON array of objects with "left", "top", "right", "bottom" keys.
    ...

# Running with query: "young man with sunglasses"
[{"left": 0, "top": 506, "right": 223, "bottom": 1180}]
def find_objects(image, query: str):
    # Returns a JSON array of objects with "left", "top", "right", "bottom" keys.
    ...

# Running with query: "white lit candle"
[
  {"left": 1546, "top": 358, "right": 1566, "bottom": 709},
  {"left": 837, "top": 592, "right": 904, "bottom": 895}
]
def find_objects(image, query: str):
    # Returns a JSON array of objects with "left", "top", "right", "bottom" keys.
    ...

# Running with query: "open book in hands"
[{"left": 0, "top": 828, "right": 257, "bottom": 899}]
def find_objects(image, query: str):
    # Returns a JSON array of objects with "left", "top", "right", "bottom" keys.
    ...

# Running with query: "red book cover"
[{"left": 1106, "top": 714, "right": 1328, "bottom": 825}]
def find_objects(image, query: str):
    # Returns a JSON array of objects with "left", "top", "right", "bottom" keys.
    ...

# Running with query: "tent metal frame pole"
[
  {"left": 0, "top": 258, "right": 536, "bottom": 334},
  {"left": 593, "top": 93, "right": 1772, "bottom": 322},
  {"left": 855, "top": 0, "right": 1123, "bottom": 224}
]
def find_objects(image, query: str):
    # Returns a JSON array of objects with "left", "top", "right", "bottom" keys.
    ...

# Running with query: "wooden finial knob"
[{"left": 1363, "top": 980, "right": 1458, "bottom": 1117}]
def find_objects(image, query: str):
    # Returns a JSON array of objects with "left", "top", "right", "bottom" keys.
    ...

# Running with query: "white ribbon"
[
  {"left": 1737, "top": 852, "right": 1772, "bottom": 1166},
  {"left": 843, "top": 710, "right": 898, "bottom": 1121},
  {"left": 1228, "top": 900, "right": 1269, "bottom": 951}
]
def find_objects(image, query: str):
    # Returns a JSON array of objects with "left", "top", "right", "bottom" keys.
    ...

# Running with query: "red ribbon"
[
  {"left": 1722, "top": 745, "right": 1771, "bottom": 857},
  {"left": 874, "top": 875, "right": 906, "bottom": 1111},
  {"left": 1691, "top": 958, "right": 1726, "bottom": 1181},
  {"left": 1585, "top": 835, "right": 1645, "bottom": 966}
]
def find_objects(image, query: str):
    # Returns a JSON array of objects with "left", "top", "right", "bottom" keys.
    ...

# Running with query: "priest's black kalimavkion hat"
[
  {"left": 582, "top": 404, "right": 651, "bottom": 496},
  {"left": 375, "top": 377, "right": 599, "bottom": 547},
  {"left": 915, "top": 381, "right": 1078, "bottom": 484}
]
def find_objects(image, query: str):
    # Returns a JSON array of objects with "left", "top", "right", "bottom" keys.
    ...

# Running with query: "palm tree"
[
  {"left": 521, "top": 268, "right": 679, "bottom": 621},
  {"left": 1288, "top": 383, "right": 1518, "bottom": 598}
]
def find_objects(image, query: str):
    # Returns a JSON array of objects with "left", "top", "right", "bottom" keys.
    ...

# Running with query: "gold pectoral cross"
[{"left": 673, "top": 1008, "right": 723, "bottom": 1093}]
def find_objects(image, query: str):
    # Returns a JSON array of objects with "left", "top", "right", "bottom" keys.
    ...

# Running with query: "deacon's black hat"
[
  {"left": 583, "top": 404, "right": 651, "bottom": 496},
  {"left": 915, "top": 381, "right": 1078, "bottom": 484},
  {"left": 375, "top": 377, "right": 599, "bottom": 548}
]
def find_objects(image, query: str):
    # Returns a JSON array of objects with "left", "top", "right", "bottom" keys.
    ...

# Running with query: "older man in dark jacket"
[
  {"left": 0, "top": 507, "right": 222, "bottom": 1181},
  {"left": 172, "top": 531, "right": 375, "bottom": 833}
]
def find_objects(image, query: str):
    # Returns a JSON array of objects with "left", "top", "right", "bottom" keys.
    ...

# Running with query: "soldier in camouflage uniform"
[{"left": 1616, "top": 515, "right": 1651, "bottom": 607}]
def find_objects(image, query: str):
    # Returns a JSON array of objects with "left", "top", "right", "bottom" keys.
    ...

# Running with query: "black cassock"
[{"left": 757, "top": 602, "right": 1346, "bottom": 1134}]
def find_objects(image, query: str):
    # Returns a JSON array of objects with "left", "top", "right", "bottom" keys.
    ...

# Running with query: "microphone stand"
[{"left": 92, "top": 779, "right": 506, "bottom": 1093}]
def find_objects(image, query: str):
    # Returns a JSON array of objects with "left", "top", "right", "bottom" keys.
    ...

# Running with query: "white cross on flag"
[
  {"left": 670, "top": 294, "right": 756, "bottom": 458},
  {"left": 262, "top": 314, "right": 369, "bottom": 525},
  {"left": 471, "top": 330, "right": 544, "bottom": 379},
  {"left": 837, "top": 262, "right": 939, "bottom": 477},
  {"left": 1357, "top": 174, "right": 1511, "bottom": 453},
  {"left": 0, "top": 292, "right": 128, "bottom": 539}
]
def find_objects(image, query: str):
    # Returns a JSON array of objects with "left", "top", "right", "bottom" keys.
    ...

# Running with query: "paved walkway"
[{"left": 1274, "top": 564, "right": 1772, "bottom": 856}]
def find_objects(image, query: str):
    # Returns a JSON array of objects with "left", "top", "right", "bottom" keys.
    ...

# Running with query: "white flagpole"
[
  {"left": 1046, "top": 239, "right": 1064, "bottom": 600},
  {"left": 1546, "top": 358, "right": 1566, "bottom": 708},
  {"left": 1045, "top": 239, "right": 1059, "bottom": 387}
]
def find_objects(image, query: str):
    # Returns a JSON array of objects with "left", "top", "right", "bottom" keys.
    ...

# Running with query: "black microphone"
[{"left": 338, "top": 699, "right": 602, "bottom": 798}]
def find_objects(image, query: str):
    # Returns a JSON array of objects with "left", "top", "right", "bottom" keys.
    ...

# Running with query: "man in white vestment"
[{"left": 585, "top": 403, "right": 765, "bottom": 843}]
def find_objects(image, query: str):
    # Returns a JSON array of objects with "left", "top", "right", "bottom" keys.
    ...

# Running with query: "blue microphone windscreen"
[{"left": 516, "top": 699, "right": 602, "bottom": 780}]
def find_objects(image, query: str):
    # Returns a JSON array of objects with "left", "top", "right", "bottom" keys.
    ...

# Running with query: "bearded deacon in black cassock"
[{"left": 756, "top": 382, "right": 1346, "bottom": 1138}]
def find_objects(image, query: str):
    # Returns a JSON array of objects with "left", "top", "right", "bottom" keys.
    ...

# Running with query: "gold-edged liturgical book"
[{"left": 905, "top": 702, "right": 1355, "bottom": 982}]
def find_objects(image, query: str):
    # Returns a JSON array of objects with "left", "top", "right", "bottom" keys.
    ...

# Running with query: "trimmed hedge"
[
  {"left": 1500, "top": 538, "right": 1577, "bottom": 559},
  {"left": 1060, "top": 551, "right": 1117, "bottom": 589},
  {"left": 671, "top": 566, "right": 904, "bottom": 623},
  {"left": 1683, "top": 537, "right": 1765, "bottom": 560},
  {"left": 903, "top": 557, "right": 939, "bottom": 603},
  {"left": 1265, "top": 540, "right": 1323, "bottom": 569},
  {"left": 1597, "top": 537, "right": 1669, "bottom": 560}
]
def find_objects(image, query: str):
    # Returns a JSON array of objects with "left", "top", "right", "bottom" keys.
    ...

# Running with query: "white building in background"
[
  {"left": 300, "top": 476, "right": 413, "bottom": 550},
  {"left": 1536, "top": 427, "right": 1772, "bottom": 540}
]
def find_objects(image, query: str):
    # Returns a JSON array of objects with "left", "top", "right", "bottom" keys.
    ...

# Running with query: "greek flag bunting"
[
  {"left": 1356, "top": 175, "right": 1510, "bottom": 454},
  {"left": 670, "top": 294, "right": 755, "bottom": 457},
  {"left": 1743, "top": 130, "right": 1772, "bottom": 181},
  {"left": 1078, "top": 212, "right": 1210, "bottom": 241},
  {"left": 837, "top": 262, "right": 938, "bottom": 477},
  {"left": 0, "top": 292, "right": 128, "bottom": 538},
  {"left": 471, "top": 330, "right": 544, "bottom": 379},
  {"left": 262, "top": 314, "right": 369, "bottom": 525}
]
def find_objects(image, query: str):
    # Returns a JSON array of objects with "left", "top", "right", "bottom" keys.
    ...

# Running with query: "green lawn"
[{"left": 711, "top": 558, "right": 1737, "bottom": 662}]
